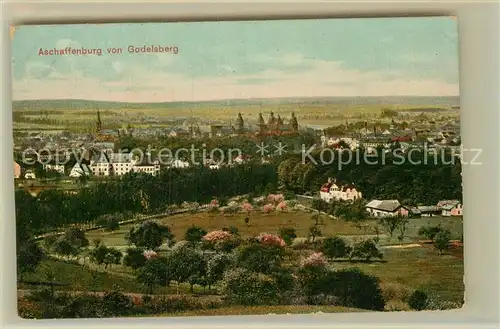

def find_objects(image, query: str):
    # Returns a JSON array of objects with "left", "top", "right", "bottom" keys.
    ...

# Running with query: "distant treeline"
[
  {"left": 12, "top": 96, "right": 460, "bottom": 111},
  {"left": 278, "top": 150, "right": 462, "bottom": 205}
]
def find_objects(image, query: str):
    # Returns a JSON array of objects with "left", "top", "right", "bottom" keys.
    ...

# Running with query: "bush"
[
  {"left": 418, "top": 225, "right": 443, "bottom": 241},
  {"left": 408, "top": 289, "right": 428, "bottom": 311},
  {"left": 384, "top": 299, "right": 411, "bottom": 311},
  {"left": 322, "top": 236, "right": 351, "bottom": 259},
  {"left": 236, "top": 243, "right": 284, "bottom": 274},
  {"left": 278, "top": 227, "right": 297, "bottom": 246},
  {"left": 101, "top": 290, "right": 134, "bottom": 317},
  {"left": 425, "top": 298, "right": 463, "bottom": 310},
  {"left": 184, "top": 226, "right": 207, "bottom": 244},
  {"left": 222, "top": 268, "right": 281, "bottom": 306},
  {"left": 380, "top": 282, "right": 412, "bottom": 303},
  {"left": 329, "top": 268, "right": 385, "bottom": 311}
]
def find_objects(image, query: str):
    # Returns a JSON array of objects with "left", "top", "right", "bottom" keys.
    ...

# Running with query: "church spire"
[
  {"left": 237, "top": 112, "right": 244, "bottom": 134},
  {"left": 96, "top": 109, "right": 102, "bottom": 132},
  {"left": 290, "top": 112, "right": 298, "bottom": 132}
]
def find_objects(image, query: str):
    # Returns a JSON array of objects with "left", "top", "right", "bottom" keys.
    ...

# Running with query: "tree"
[
  {"left": 184, "top": 226, "right": 207, "bottom": 244},
  {"left": 378, "top": 216, "right": 401, "bottom": 239},
  {"left": 434, "top": 229, "right": 452, "bottom": 255},
  {"left": 221, "top": 268, "right": 282, "bottom": 306},
  {"left": 123, "top": 248, "right": 147, "bottom": 270},
  {"left": 169, "top": 244, "right": 206, "bottom": 293},
  {"left": 397, "top": 217, "right": 410, "bottom": 244},
  {"left": 97, "top": 214, "right": 121, "bottom": 232},
  {"left": 17, "top": 241, "right": 45, "bottom": 281},
  {"left": 408, "top": 289, "right": 428, "bottom": 310},
  {"left": 89, "top": 242, "right": 123, "bottom": 270},
  {"left": 236, "top": 243, "right": 284, "bottom": 274},
  {"left": 278, "top": 227, "right": 297, "bottom": 246},
  {"left": 308, "top": 225, "right": 322, "bottom": 243},
  {"left": 206, "top": 253, "right": 233, "bottom": 289},
  {"left": 136, "top": 257, "right": 170, "bottom": 294},
  {"left": 311, "top": 198, "right": 328, "bottom": 213},
  {"left": 349, "top": 239, "right": 383, "bottom": 262},
  {"left": 64, "top": 227, "right": 89, "bottom": 249},
  {"left": 43, "top": 234, "right": 58, "bottom": 253},
  {"left": 322, "top": 236, "right": 350, "bottom": 259},
  {"left": 418, "top": 225, "right": 444, "bottom": 241},
  {"left": 52, "top": 238, "right": 79, "bottom": 259},
  {"left": 126, "top": 221, "right": 174, "bottom": 250}
]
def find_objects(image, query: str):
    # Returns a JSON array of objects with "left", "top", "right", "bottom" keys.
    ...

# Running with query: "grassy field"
[
  {"left": 86, "top": 211, "right": 463, "bottom": 249},
  {"left": 86, "top": 210, "right": 370, "bottom": 248},
  {"left": 83, "top": 210, "right": 464, "bottom": 304},
  {"left": 333, "top": 246, "right": 463, "bottom": 303}
]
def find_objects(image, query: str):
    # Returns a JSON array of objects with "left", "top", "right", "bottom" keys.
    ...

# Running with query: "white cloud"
[{"left": 12, "top": 57, "right": 458, "bottom": 101}]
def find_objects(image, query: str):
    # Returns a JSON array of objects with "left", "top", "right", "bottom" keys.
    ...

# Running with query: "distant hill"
[{"left": 12, "top": 96, "right": 460, "bottom": 111}]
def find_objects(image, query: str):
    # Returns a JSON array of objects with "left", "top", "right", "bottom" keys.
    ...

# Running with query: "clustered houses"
[
  {"left": 318, "top": 178, "right": 463, "bottom": 218},
  {"left": 319, "top": 178, "right": 362, "bottom": 202},
  {"left": 320, "top": 119, "right": 461, "bottom": 156}
]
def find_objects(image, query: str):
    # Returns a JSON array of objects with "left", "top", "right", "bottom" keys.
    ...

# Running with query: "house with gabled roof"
[
  {"left": 437, "top": 200, "right": 463, "bottom": 216},
  {"left": 365, "top": 199, "right": 410, "bottom": 218}
]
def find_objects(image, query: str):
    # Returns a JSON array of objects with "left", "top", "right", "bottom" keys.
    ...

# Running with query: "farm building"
[
  {"left": 437, "top": 200, "right": 463, "bottom": 216},
  {"left": 365, "top": 199, "right": 410, "bottom": 218}
]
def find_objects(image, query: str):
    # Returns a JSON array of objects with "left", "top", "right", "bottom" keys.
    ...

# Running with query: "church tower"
[
  {"left": 96, "top": 110, "right": 102, "bottom": 132},
  {"left": 290, "top": 112, "right": 299, "bottom": 132},
  {"left": 236, "top": 112, "right": 244, "bottom": 134},
  {"left": 258, "top": 112, "right": 266, "bottom": 134}
]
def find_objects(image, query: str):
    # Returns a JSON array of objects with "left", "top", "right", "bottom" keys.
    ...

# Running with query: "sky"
[{"left": 11, "top": 17, "right": 459, "bottom": 102}]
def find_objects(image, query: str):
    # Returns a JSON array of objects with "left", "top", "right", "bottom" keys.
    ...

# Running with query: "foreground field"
[
  {"left": 158, "top": 305, "right": 367, "bottom": 317},
  {"left": 29, "top": 210, "right": 464, "bottom": 306}
]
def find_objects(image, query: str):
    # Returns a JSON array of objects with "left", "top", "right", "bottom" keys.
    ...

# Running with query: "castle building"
[
  {"left": 256, "top": 111, "right": 299, "bottom": 136},
  {"left": 320, "top": 177, "right": 362, "bottom": 202}
]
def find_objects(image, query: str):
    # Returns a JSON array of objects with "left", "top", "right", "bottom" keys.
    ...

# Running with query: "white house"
[
  {"left": 365, "top": 199, "right": 410, "bottom": 218},
  {"left": 43, "top": 163, "right": 65, "bottom": 174},
  {"left": 319, "top": 178, "right": 362, "bottom": 202},
  {"left": 132, "top": 157, "right": 161, "bottom": 176},
  {"left": 169, "top": 159, "right": 190, "bottom": 169}
]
